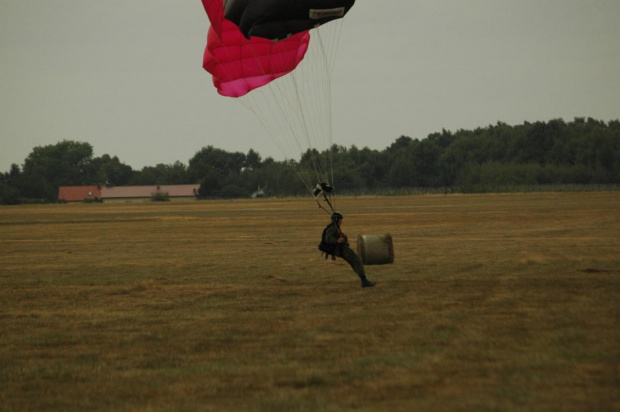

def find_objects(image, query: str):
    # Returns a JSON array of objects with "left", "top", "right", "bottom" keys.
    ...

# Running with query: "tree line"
[{"left": 1, "top": 117, "right": 618, "bottom": 204}]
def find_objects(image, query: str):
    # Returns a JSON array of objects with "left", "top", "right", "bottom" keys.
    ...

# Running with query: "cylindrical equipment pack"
[{"left": 356, "top": 233, "right": 394, "bottom": 265}]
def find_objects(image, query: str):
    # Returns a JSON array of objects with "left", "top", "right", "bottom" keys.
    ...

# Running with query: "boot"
[{"left": 361, "top": 277, "right": 376, "bottom": 288}]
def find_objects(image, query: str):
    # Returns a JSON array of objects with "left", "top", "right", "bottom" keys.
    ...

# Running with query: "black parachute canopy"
[{"left": 224, "top": 0, "right": 355, "bottom": 40}]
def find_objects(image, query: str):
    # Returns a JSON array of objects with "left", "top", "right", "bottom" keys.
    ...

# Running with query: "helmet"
[{"left": 331, "top": 212, "right": 343, "bottom": 223}]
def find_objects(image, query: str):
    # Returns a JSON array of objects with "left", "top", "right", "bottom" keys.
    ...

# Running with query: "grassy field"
[{"left": 1, "top": 193, "right": 619, "bottom": 411}]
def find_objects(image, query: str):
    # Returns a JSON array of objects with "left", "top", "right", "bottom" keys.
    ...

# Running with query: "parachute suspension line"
[
  {"left": 201, "top": 36, "right": 306, "bottom": 187},
  {"left": 311, "top": 28, "right": 336, "bottom": 210},
  {"left": 238, "top": 79, "right": 318, "bottom": 194},
  {"left": 239, "top": 87, "right": 316, "bottom": 194},
  {"left": 326, "top": 18, "right": 345, "bottom": 76},
  {"left": 241, "top": 25, "right": 339, "bottom": 197},
  {"left": 313, "top": 22, "right": 345, "bottom": 211},
  {"left": 266, "top": 60, "right": 323, "bottom": 193},
  {"left": 303, "top": 23, "right": 340, "bottom": 190},
  {"left": 215, "top": 21, "right": 344, "bottom": 202},
  {"left": 289, "top": 69, "right": 325, "bottom": 188},
  {"left": 316, "top": 192, "right": 335, "bottom": 215},
  {"left": 234, "top": 42, "right": 317, "bottom": 194},
  {"left": 202, "top": 47, "right": 313, "bottom": 188}
]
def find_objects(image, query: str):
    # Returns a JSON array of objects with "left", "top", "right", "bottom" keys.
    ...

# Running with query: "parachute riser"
[
  {"left": 315, "top": 193, "right": 334, "bottom": 214},
  {"left": 313, "top": 182, "right": 335, "bottom": 214}
]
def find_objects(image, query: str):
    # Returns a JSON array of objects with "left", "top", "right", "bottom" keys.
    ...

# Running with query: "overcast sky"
[{"left": 1, "top": 1, "right": 619, "bottom": 172}]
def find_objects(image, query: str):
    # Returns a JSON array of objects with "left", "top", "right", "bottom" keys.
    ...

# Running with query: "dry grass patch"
[{"left": 1, "top": 193, "right": 618, "bottom": 411}]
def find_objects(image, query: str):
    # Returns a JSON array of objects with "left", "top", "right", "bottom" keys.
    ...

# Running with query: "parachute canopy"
[
  {"left": 202, "top": 0, "right": 310, "bottom": 97},
  {"left": 201, "top": 0, "right": 355, "bottom": 208},
  {"left": 224, "top": 0, "right": 356, "bottom": 40}
]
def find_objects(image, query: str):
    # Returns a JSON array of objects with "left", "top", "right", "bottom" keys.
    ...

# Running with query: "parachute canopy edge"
[
  {"left": 201, "top": 0, "right": 312, "bottom": 97},
  {"left": 223, "top": 0, "right": 356, "bottom": 40}
]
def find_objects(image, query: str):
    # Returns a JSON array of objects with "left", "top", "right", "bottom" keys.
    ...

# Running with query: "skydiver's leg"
[
  {"left": 340, "top": 246, "right": 365, "bottom": 278},
  {"left": 341, "top": 246, "right": 375, "bottom": 287}
]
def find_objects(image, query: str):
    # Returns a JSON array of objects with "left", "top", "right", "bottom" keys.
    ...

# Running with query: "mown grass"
[{"left": 0, "top": 193, "right": 619, "bottom": 411}]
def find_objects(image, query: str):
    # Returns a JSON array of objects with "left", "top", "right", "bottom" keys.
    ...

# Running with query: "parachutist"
[{"left": 318, "top": 212, "right": 376, "bottom": 288}]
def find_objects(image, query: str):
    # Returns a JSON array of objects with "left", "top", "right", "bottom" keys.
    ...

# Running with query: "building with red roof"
[
  {"left": 100, "top": 185, "right": 199, "bottom": 201},
  {"left": 58, "top": 186, "right": 102, "bottom": 202},
  {"left": 58, "top": 185, "right": 199, "bottom": 202}
]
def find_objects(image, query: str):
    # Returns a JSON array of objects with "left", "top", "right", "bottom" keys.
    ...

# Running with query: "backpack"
[{"left": 318, "top": 224, "right": 339, "bottom": 260}]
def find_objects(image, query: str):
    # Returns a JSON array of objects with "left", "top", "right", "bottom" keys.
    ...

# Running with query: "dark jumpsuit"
[{"left": 323, "top": 222, "right": 366, "bottom": 280}]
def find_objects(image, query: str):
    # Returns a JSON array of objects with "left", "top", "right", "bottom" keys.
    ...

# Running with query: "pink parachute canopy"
[{"left": 201, "top": 0, "right": 310, "bottom": 98}]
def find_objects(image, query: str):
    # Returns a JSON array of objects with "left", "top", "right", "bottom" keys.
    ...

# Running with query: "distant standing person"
[{"left": 319, "top": 212, "right": 376, "bottom": 288}]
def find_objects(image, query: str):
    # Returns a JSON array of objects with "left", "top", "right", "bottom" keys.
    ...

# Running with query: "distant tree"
[
  {"left": 0, "top": 181, "right": 21, "bottom": 205},
  {"left": 91, "top": 154, "right": 134, "bottom": 185},
  {"left": 3, "top": 117, "right": 619, "bottom": 203},
  {"left": 388, "top": 155, "right": 416, "bottom": 188},
  {"left": 129, "top": 161, "right": 189, "bottom": 185},
  {"left": 189, "top": 146, "right": 246, "bottom": 182},
  {"left": 5, "top": 164, "right": 21, "bottom": 183},
  {"left": 244, "top": 149, "right": 262, "bottom": 171},
  {"left": 262, "top": 159, "right": 305, "bottom": 196},
  {"left": 409, "top": 138, "right": 442, "bottom": 186},
  {"left": 219, "top": 184, "right": 250, "bottom": 198},
  {"left": 388, "top": 136, "right": 414, "bottom": 153},
  {"left": 197, "top": 167, "right": 223, "bottom": 198},
  {"left": 516, "top": 120, "right": 564, "bottom": 164},
  {"left": 347, "top": 146, "right": 387, "bottom": 189},
  {"left": 20, "top": 140, "right": 94, "bottom": 201},
  {"left": 427, "top": 129, "right": 455, "bottom": 149}
]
